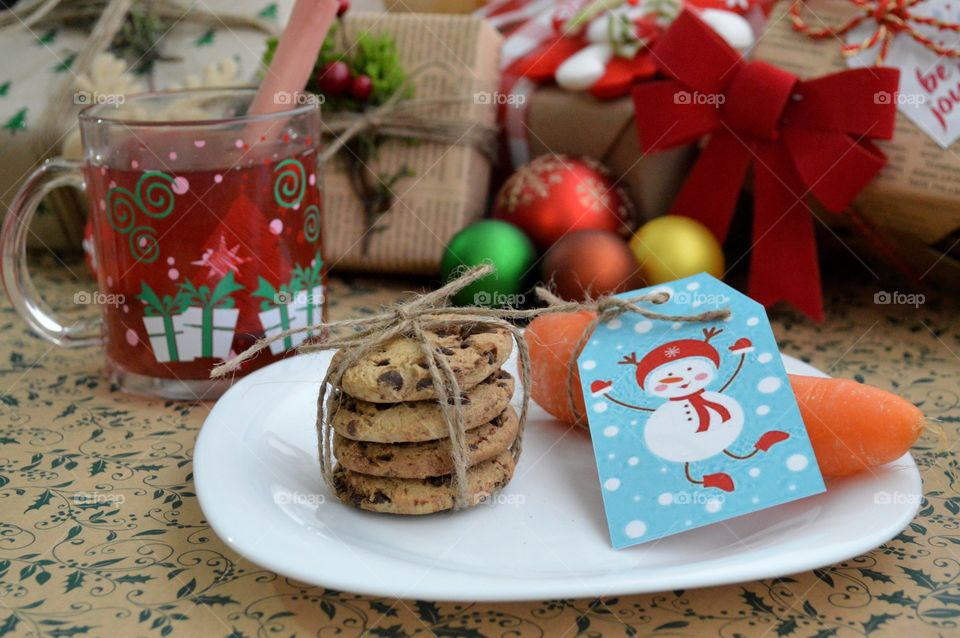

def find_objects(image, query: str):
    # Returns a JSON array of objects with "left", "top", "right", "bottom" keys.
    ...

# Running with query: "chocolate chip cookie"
[
  {"left": 330, "top": 319, "right": 513, "bottom": 403},
  {"left": 332, "top": 451, "right": 517, "bottom": 515},
  {"left": 332, "top": 370, "right": 514, "bottom": 443},
  {"left": 333, "top": 406, "right": 519, "bottom": 478}
]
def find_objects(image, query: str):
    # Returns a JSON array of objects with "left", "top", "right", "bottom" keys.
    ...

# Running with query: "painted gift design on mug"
[
  {"left": 87, "top": 150, "right": 325, "bottom": 382},
  {"left": 2, "top": 88, "right": 325, "bottom": 398}
]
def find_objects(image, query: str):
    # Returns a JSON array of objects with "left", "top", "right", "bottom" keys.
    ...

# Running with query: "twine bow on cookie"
[
  {"left": 211, "top": 265, "right": 531, "bottom": 510},
  {"left": 790, "top": 0, "right": 960, "bottom": 63}
]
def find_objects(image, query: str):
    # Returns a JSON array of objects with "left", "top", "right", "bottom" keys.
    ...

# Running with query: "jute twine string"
[
  {"left": 534, "top": 287, "right": 730, "bottom": 431},
  {"left": 318, "top": 61, "right": 500, "bottom": 164},
  {"left": 211, "top": 265, "right": 531, "bottom": 508},
  {"left": 211, "top": 266, "right": 730, "bottom": 508}
]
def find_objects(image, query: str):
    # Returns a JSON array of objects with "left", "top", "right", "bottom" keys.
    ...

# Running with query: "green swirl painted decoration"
[
  {"left": 105, "top": 171, "right": 176, "bottom": 264},
  {"left": 273, "top": 158, "right": 306, "bottom": 209},
  {"left": 304, "top": 204, "right": 321, "bottom": 243}
]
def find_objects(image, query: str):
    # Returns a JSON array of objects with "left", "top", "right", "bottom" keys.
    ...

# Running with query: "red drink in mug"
[{"left": 1, "top": 89, "right": 326, "bottom": 399}]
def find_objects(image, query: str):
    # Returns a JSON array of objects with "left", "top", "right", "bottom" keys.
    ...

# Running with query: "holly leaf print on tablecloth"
[{"left": 0, "top": 264, "right": 959, "bottom": 636}]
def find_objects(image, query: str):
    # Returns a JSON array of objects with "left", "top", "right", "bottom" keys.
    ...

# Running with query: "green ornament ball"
[{"left": 440, "top": 220, "right": 537, "bottom": 307}]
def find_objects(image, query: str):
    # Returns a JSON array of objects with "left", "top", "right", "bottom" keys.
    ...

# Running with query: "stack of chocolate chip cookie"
[{"left": 330, "top": 321, "right": 519, "bottom": 515}]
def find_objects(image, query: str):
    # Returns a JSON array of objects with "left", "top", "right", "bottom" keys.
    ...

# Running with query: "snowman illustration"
[{"left": 590, "top": 327, "right": 788, "bottom": 492}]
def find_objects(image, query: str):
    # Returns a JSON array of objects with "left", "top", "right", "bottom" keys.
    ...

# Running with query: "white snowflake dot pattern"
[
  {"left": 758, "top": 377, "right": 781, "bottom": 393},
  {"left": 634, "top": 320, "right": 653, "bottom": 334},
  {"left": 625, "top": 520, "right": 647, "bottom": 538}
]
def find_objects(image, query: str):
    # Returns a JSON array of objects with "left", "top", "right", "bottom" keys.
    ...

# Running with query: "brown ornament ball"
[
  {"left": 493, "top": 154, "right": 634, "bottom": 250},
  {"left": 542, "top": 230, "right": 641, "bottom": 301}
]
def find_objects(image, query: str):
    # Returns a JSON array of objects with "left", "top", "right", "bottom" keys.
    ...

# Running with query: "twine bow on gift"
[
  {"left": 790, "top": 0, "right": 960, "bottom": 63},
  {"left": 632, "top": 10, "right": 900, "bottom": 321},
  {"left": 318, "top": 61, "right": 500, "bottom": 164},
  {"left": 317, "top": 60, "right": 500, "bottom": 256}
]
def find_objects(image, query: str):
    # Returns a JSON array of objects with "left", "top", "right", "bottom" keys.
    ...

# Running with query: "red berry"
[
  {"left": 351, "top": 74, "right": 373, "bottom": 101},
  {"left": 317, "top": 60, "right": 351, "bottom": 97},
  {"left": 337, "top": 0, "right": 350, "bottom": 16}
]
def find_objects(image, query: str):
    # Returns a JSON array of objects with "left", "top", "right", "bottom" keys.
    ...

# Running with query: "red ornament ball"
[
  {"left": 542, "top": 230, "right": 641, "bottom": 301},
  {"left": 493, "top": 154, "right": 634, "bottom": 250}
]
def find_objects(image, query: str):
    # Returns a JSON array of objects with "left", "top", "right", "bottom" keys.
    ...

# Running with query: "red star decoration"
[{"left": 192, "top": 234, "right": 251, "bottom": 280}]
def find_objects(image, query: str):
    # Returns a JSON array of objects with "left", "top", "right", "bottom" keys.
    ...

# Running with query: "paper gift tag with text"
[
  {"left": 845, "top": 0, "right": 960, "bottom": 149},
  {"left": 577, "top": 274, "right": 826, "bottom": 548}
]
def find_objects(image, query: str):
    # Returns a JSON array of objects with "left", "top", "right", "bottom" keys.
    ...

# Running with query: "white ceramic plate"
[{"left": 195, "top": 352, "right": 921, "bottom": 601}]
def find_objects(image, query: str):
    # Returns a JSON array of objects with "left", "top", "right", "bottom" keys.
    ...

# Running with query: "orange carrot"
[
  {"left": 789, "top": 375, "right": 925, "bottom": 478},
  {"left": 526, "top": 311, "right": 596, "bottom": 424}
]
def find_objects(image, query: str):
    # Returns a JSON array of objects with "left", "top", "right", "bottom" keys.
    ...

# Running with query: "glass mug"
[{"left": 1, "top": 88, "right": 326, "bottom": 399}]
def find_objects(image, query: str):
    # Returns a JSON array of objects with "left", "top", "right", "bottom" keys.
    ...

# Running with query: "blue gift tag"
[{"left": 577, "top": 274, "right": 825, "bottom": 548}]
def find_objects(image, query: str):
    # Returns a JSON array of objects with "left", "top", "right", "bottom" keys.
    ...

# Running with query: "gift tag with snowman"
[{"left": 577, "top": 274, "right": 825, "bottom": 548}]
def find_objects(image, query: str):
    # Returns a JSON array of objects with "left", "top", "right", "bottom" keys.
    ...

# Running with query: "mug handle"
[{"left": 1, "top": 158, "right": 101, "bottom": 347}]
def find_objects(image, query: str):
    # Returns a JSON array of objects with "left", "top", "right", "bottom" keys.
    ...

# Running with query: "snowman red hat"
[{"left": 624, "top": 327, "right": 724, "bottom": 389}]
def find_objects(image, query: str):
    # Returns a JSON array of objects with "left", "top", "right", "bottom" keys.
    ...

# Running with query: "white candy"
[
  {"left": 555, "top": 7, "right": 754, "bottom": 92},
  {"left": 556, "top": 43, "right": 613, "bottom": 91},
  {"left": 700, "top": 9, "right": 754, "bottom": 51}
]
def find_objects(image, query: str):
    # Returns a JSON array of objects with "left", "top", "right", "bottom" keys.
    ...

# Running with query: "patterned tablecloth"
[{"left": 0, "top": 264, "right": 957, "bottom": 638}]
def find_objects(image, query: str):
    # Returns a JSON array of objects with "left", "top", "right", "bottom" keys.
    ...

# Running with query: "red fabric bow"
[{"left": 632, "top": 10, "right": 899, "bottom": 321}]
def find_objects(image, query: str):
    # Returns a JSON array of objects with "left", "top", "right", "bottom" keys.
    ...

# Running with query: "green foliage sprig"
[{"left": 262, "top": 22, "right": 409, "bottom": 113}]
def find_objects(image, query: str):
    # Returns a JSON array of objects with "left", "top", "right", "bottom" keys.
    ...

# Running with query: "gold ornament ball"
[{"left": 629, "top": 215, "right": 724, "bottom": 284}]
